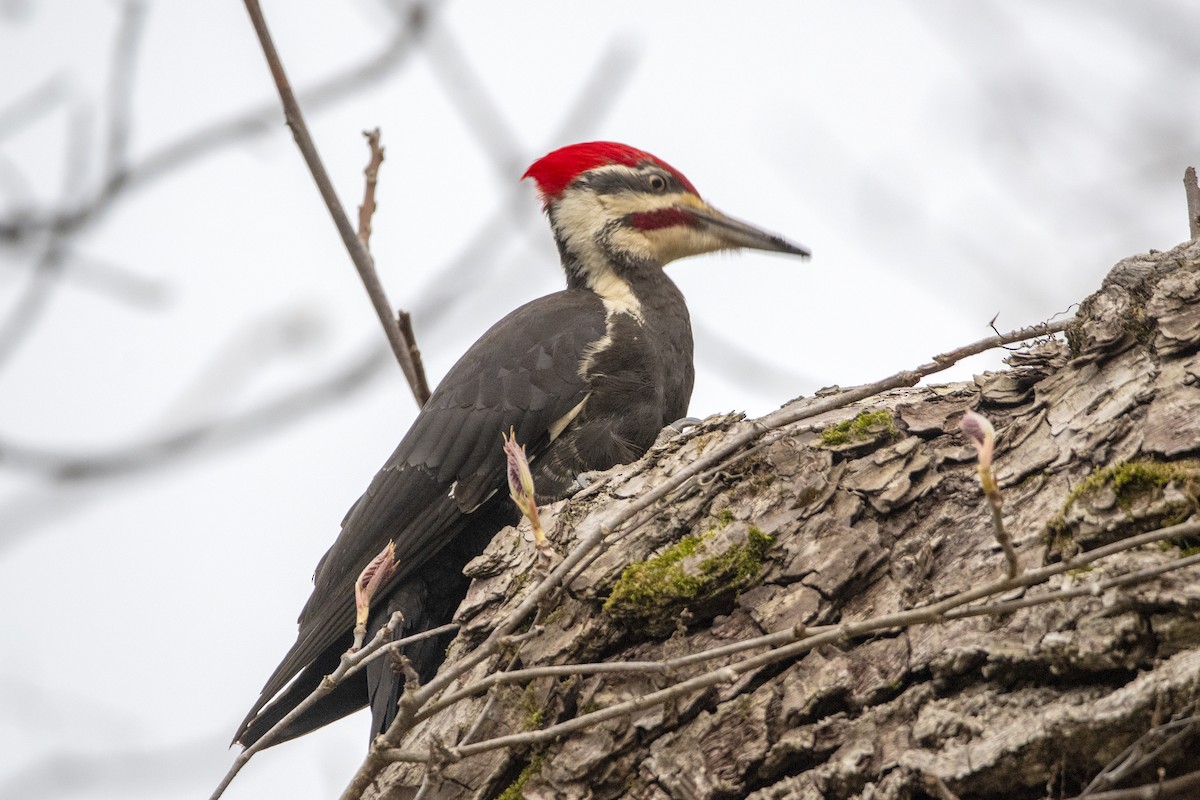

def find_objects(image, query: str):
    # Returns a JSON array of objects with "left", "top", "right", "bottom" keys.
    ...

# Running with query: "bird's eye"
[{"left": 647, "top": 174, "right": 667, "bottom": 192}]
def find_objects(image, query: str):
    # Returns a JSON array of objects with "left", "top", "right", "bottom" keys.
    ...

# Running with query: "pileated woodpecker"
[{"left": 233, "top": 141, "right": 809, "bottom": 748}]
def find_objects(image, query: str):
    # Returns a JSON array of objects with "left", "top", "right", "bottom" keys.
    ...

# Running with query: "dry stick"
[
  {"left": 396, "top": 311, "right": 431, "bottom": 406},
  {"left": 353, "top": 128, "right": 431, "bottom": 406},
  {"left": 1082, "top": 700, "right": 1199, "bottom": 795},
  {"left": 338, "top": 318, "right": 1074, "bottom": 796},
  {"left": 358, "top": 128, "right": 385, "bottom": 248},
  {"left": 0, "top": 0, "right": 145, "bottom": 372},
  {"left": 241, "top": 0, "right": 424, "bottom": 407},
  {"left": 102, "top": 0, "right": 146, "bottom": 186},
  {"left": 415, "top": 625, "right": 808, "bottom": 725},
  {"left": 208, "top": 618, "right": 460, "bottom": 800},
  {"left": 1069, "top": 768, "right": 1200, "bottom": 800},
  {"left": 1185, "top": 166, "right": 1200, "bottom": 241},
  {"left": 0, "top": 3, "right": 430, "bottom": 244},
  {"left": 988, "top": 499, "right": 1018, "bottom": 578}
]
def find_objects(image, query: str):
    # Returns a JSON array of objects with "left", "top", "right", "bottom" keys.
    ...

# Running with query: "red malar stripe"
[{"left": 627, "top": 208, "right": 697, "bottom": 231}]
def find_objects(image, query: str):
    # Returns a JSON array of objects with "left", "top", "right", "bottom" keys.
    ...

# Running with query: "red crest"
[{"left": 522, "top": 141, "right": 698, "bottom": 206}]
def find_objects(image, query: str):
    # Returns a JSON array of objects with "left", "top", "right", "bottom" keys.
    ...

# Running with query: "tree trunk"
[{"left": 362, "top": 238, "right": 1200, "bottom": 800}]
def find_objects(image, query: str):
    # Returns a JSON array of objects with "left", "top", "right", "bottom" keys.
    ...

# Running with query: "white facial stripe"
[
  {"left": 602, "top": 190, "right": 700, "bottom": 217},
  {"left": 551, "top": 165, "right": 718, "bottom": 315},
  {"left": 553, "top": 189, "right": 644, "bottom": 320},
  {"left": 577, "top": 164, "right": 702, "bottom": 216}
]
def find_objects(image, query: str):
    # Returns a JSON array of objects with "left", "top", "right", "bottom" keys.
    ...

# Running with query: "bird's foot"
[
  {"left": 574, "top": 470, "right": 602, "bottom": 491},
  {"left": 670, "top": 416, "right": 702, "bottom": 432}
]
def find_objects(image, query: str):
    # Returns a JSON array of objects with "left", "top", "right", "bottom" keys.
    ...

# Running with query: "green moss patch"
[
  {"left": 495, "top": 755, "right": 545, "bottom": 800},
  {"left": 1047, "top": 459, "right": 1200, "bottom": 553},
  {"left": 603, "top": 523, "right": 774, "bottom": 635},
  {"left": 819, "top": 409, "right": 896, "bottom": 449}
]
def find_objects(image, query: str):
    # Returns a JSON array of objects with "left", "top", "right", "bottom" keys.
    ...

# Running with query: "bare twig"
[
  {"left": 414, "top": 628, "right": 809, "bottom": 724},
  {"left": 241, "top": 0, "right": 424, "bottom": 405},
  {"left": 358, "top": 128, "right": 385, "bottom": 248},
  {"left": 0, "top": 243, "right": 65, "bottom": 370},
  {"left": 1184, "top": 166, "right": 1200, "bottom": 241},
  {"left": 961, "top": 411, "right": 1018, "bottom": 578},
  {"left": 351, "top": 127, "right": 434, "bottom": 405},
  {"left": 1081, "top": 700, "right": 1199, "bottom": 796},
  {"left": 0, "top": 74, "right": 70, "bottom": 142},
  {"left": 103, "top": 1, "right": 147, "bottom": 184},
  {"left": 420, "top": 20, "right": 523, "bottom": 180},
  {"left": 1070, "top": 768, "right": 1200, "bottom": 800},
  {"left": 0, "top": 341, "right": 388, "bottom": 482},
  {"left": 41, "top": 248, "right": 168, "bottom": 307},
  {"left": 402, "top": 38, "right": 641, "bottom": 324},
  {"left": 396, "top": 311, "right": 431, "bottom": 406},
  {"left": 0, "top": 4, "right": 432, "bottom": 245},
  {"left": 211, "top": 611, "right": 424, "bottom": 800}
]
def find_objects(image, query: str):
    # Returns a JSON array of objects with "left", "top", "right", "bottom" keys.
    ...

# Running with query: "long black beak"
[{"left": 690, "top": 205, "right": 811, "bottom": 258}]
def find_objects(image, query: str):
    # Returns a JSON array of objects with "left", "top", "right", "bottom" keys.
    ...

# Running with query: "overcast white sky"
[{"left": 1, "top": 1, "right": 1197, "bottom": 798}]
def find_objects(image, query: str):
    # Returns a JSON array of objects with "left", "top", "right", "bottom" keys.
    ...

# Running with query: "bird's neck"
[
  {"left": 552, "top": 220, "right": 679, "bottom": 321},
  {"left": 555, "top": 226, "right": 694, "bottom": 418}
]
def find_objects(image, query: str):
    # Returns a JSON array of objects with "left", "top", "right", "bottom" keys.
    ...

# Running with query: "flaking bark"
[{"left": 363, "top": 239, "right": 1200, "bottom": 800}]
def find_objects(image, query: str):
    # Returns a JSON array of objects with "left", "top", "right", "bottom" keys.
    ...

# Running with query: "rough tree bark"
[{"left": 362, "top": 239, "right": 1200, "bottom": 800}]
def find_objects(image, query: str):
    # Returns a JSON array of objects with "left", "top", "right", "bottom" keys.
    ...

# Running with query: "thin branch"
[
  {"left": 0, "top": 73, "right": 70, "bottom": 142},
  {"left": 103, "top": 0, "right": 147, "bottom": 184},
  {"left": 348, "top": 623, "right": 460, "bottom": 677},
  {"left": 1082, "top": 700, "right": 1199, "bottom": 796},
  {"left": 357, "top": 128, "right": 385, "bottom": 248},
  {"left": 415, "top": 628, "right": 809, "bottom": 724},
  {"left": 420, "top": 20, "right": 524, "bottom": 181},
  {"left": 396, "top": 311, "right": 431, "bottom": 406},
  {"left": 0, "top": 341, "right": 389, "bottom": 483},
  {"left": 1184, "top": 166, "right": 1200, "bottom": 241},
  {"left": 988, "top": 499, "right": 1018, "bottom": 578},
  {"left": 0, "top": 242, "right": 65, "bottom": 370},
  {"left": 209, "top": 611, "right": 411, "bottom": 800},
  {"left": 352, "top": 128, "right": 431, "bottom": 405},
  {"left": 0, "top": 76, "right": 95, "bottom": 371},
  {"left": 19, "top": 247, "right": 169, "bottom": 308},
  {"left": 961, "top": 411, "right": 1018, "bottom": 578},
  {"left": 0, "top": 4, "right": 432, "bottom": 245},
  {"left": 401, "top": 38, "right": 641, "bottom": 325},
  {"left": 241, "top": 0, "right": 424, "bottom": 406},
  {"left": 946, "top": 551, "right": 1200, "bottom": 621},
  {"left": 1070, "top": 768, "right": 1200, "bottom": 800}
]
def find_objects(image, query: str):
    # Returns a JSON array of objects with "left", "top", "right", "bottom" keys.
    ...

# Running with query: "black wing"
[{"left": 234, "top": 289, "right": 607, "bottom": 742}]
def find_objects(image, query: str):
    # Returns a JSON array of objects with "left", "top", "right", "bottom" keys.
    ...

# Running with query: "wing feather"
[{"left": 235, "top": 290, "right": 608, "bottom": 741}]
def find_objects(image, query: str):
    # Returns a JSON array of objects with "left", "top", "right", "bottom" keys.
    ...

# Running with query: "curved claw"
[{"left": 575, "top": 470, "right": 601, "bottom": 491}]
